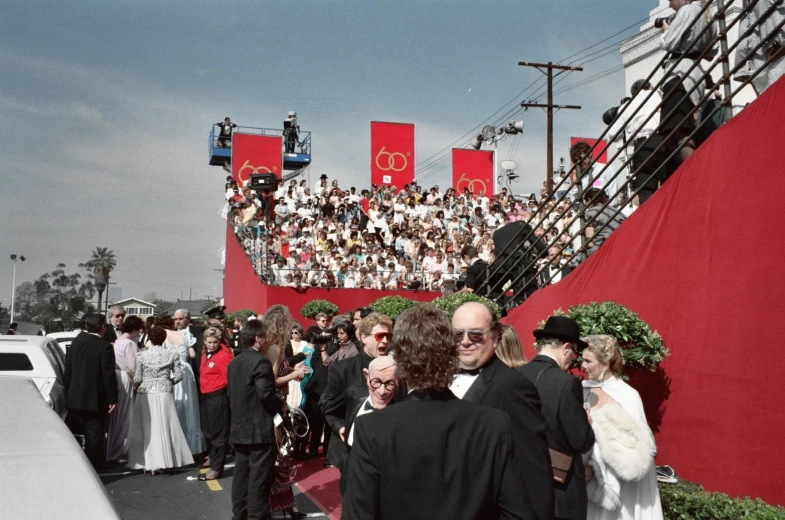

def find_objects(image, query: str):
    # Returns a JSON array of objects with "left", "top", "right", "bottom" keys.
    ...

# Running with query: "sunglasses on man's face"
[
  {"left": 454, "top": 329, "right": 488, "bottom": 344},
  {"left": 373, "top": 332, "right": 392, "bottom": 342},
  {"left": 114, "top": 314, "right": 126, "bottom": 319}
]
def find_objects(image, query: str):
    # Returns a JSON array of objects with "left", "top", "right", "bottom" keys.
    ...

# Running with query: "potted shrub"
[
  {"left": 432, "top": 293, "right": 502, "bottom": 319},
  {"left": 300, "top": 299, "right": 339, "bottom": 320},
  {"left": 369, "top": 295, "right": 419, "bottom": 320}
]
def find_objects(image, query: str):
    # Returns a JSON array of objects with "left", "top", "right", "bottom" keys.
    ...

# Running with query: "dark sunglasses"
[{"left": 454, "top": 329, "right": 488, "bottom": 344}]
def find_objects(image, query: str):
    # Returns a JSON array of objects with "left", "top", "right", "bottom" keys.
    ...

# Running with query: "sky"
[{"left": 0, "top": 0, "right": 660, "bottom": 303}]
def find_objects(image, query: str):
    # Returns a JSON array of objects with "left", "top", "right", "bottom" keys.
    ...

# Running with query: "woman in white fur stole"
[{"left": 581, "top": 335, "right": 663, "bottom": 520}]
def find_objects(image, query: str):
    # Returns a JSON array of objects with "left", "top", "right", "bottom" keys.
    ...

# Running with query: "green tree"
[
  {"left": 22, "top": 264, "right": 96, "bottom": 324},
  {"left": 79, "top": 247, "right": 117, "bottom": 314},
  {"left": 152, "top": 299, "right": 175, "bottom": 314}
]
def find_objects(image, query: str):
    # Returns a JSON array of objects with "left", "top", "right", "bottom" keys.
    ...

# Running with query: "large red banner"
[
  {"left": 370, "top": 122, "right": 415, "bottom": 187},
  {"left": 452, "top": 148, "right": 494, "bottom": 196},
  {"left": 231, "top": 133, "right": 283, "bottom": 185}
]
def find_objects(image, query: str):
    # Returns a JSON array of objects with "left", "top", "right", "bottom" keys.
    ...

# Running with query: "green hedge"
[
  {"left": 432, "top": 293, "right": 502, "bottom": 319},
  {"left": 660, "top": 480, "right": 785, "bottom": 519},
  {"left": 369, "top": 296, "right": 419, "bottom": 320},
  {"left": 538, "top": 301, "right": 668, "bottom": 372},
  {"left": 224, "top": 309, "right": 256, "bottom": 329},
  {"left": 300, "top": 299, "right": 339, "bottom": 319}
]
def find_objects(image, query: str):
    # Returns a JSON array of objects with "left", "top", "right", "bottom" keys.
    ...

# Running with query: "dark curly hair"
[
  {"left": 154, "top": 314, "right": 175, "bottom": 330},
  {"left": 148, "top": 326, "right": 167, "bottom": 346},
  {"left": 120, "top": 315, "right": 145, "bottom": 334},
  {"left": 393, "top": 303, "right": 457, "bottom": 390}
]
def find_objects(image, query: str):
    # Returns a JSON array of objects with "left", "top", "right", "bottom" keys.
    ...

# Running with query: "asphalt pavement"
[{"left": 99, "top": 460, "right": 328, "bottom": 520}]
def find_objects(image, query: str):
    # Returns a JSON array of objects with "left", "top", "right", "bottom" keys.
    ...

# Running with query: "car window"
[
  {"left": 0, "top": 353, "right": 34, "bottom": 371},
  {"left": 45, "top": 343, "right": 66, "bottom": 381}
]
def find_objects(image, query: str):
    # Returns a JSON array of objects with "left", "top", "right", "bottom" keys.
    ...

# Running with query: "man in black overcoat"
[
  {"left": 518, "top": 316, "right": 595, "bottom": 520},
  {"left": 319, "top": 312, "right": 393, "bottom": 470},
  {"left": 227, "top": 319, "right": 284, "bottom": 520},
  {"left": 451, "top": 302, "right": 554, "bottom": 520},
  {"left": 342, "top": 304, "right": 534, "bottom": 520},
  {"left": 490, "top": 220, "right": 548, "bottom": 307},
  {"left": 64, "top": 313, "right": 118, "bottom": 470}
]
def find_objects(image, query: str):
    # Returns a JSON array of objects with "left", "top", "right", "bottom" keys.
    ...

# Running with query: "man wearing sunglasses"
[
  {"left": 519, "top": 316, "right": 595, "bottom": 520},
  {"left": 320, "top": 312, "right": 395, "bottom": 471},
  {"left": 451, "top": 302, "right": 553, "bottom": 520},
  {"left": 102, "top": 305, "right": 126, "bottom": 345}
]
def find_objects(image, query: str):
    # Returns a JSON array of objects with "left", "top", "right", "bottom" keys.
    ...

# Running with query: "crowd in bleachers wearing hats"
[{"left": 223, "top": 172, "right": 593, "bottom": 293}]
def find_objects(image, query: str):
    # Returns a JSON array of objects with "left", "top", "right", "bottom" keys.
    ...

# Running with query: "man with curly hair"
[{"left": 342, "top": 304, "right": 535, "bottom": 520}]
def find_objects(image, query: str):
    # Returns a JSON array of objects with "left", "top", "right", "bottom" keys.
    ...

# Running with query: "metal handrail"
[
  {"left": 485, "top": 0, "right": 782, "bottom": 306},
  {"left": 209, "top": 125, "right": 313, "bottom": 155},
  {"left": 486, "top": 0, "right": 722, "bottom": 287}
]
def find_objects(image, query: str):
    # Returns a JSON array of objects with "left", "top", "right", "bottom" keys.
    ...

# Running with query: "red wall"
[
  {"left": 223, "top": 222, "right": 439, "bottom": 320},
  {"left": 507, "top": 79, "right": 785, "bottom": 505}
]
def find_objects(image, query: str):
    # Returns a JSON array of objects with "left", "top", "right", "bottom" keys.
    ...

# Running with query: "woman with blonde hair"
[
  {"left": 495, "top": 324, "right": 528, "bottom": 369},
  {"left": 197, "top": 326, "right": 233, "bottom": 480},
  {"left": 581, "top": 334, "right": 662, "bottom": 520}
]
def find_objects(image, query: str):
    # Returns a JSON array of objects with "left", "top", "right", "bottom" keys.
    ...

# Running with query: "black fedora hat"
[{"left": 533, "top": 316, "right": 588, "bottom": 349}]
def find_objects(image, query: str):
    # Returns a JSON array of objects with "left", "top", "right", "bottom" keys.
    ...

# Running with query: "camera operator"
[
  {"left": 322, "top": 320, "right": 360, "bottom": 368},
  {"left": 734, "top": 0, "right": 785, "bottom": 95},
  {"left": 658, "top": 0, "right": 717, "bottom": 170},
  {"left": 283, "top": 111, "right": 300, "bottom": 153}
]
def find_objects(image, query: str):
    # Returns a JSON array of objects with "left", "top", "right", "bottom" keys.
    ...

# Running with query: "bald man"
[
  {"left": 339, "top": 356, "right": 399, "bottom": 496},
  {"left": 451, "top": 302, "right": 553, "bottom": 520}
]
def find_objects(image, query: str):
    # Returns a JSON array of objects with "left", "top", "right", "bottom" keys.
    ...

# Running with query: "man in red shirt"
[{"left": 198, "top": 327, "right": 234, "bottom": 481}]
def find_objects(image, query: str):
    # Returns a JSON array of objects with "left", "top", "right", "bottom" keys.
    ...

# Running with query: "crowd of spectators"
[{"left": 223, "top": 172, "right": 595, "bottom": 293}]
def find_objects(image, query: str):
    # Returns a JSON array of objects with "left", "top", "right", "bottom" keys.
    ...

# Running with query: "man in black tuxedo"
[
  {"left": 101, "top": 305, "right": 126, "bottom": 344},
  {"left": 227, "top": 319, "right": 284, "bottom": 520},
  {"left": 342, "top": 304, "right": 534, "bottom": 520},
  {"left": 319, "top": 312, "right": 393, "bottom": 470},
  {"left": 64, "top": 313, "right": 118, "bottom": 470},
  {"left": 451, "top": 302, "right": 554, "bottom": 520},
  {"left": 518, "top": 316, "right": 595, "bottom": 520},
  {"left": 538, "top": 247, "right": 574, "bottom": 287},
  {"left": 338, "top": 356, "right": 399, "bottom": 495},
  {"left": 459, "top": 245, "right": 488, "bottom": 295},
  {"left": 490, "top": 220, "right": 548, "bottom": 307}
]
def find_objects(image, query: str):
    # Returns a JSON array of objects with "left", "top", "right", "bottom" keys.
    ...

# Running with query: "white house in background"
[
  {"left": 110, "top": 297, "right": 156, "bottom": 317},
  {"left": 619, "top": 0, "right": 756, "bottom": 113}
]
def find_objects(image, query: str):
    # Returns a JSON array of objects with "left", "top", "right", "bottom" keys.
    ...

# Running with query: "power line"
[{"left": 413, "top": 8, "right": 669, "bottom": 183}]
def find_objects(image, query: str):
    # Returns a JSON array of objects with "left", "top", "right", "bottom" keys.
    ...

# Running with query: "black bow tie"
[
  {"left": 363, "top": 401, "right": 376, "bottom": 412},
  {"left": 459, "top": 368, "right": 481, "bottom": 376}
]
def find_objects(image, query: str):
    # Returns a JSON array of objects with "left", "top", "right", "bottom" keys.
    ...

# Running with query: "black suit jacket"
[
  {"left": 227, "top": 348, "right": 284, "bottom": 445},
  {"left": 188, "top": 325, "right": 205, "bottom": 386},
  {"left": 64, "top": 332, "right": 118, "bottom": 412},
  {"left": 518, "top": 356, "right": 595, "bottom": 520},
  {"left": 102, "top": 325, "right": 118, "bottom": 344},
  {"left": 319, "top": 351, "right": 373, "bottom": 468},
  {"left": 341, "top": 389, "right": 534, "bottom": 520},
  {"left": 462, "top": 356, "right": 554, "bottom": 520},
  {"left": 338, "top": 396, "right": 367, "bottom": 496},
  {"left": 465, "top": 259, "right": 489, "bottom": 295}
]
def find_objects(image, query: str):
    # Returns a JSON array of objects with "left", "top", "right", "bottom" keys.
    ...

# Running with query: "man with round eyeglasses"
[
  {"left": 451, "top": 302, "right": 554, "bottom": 520},
  {"left": 319, "top": 312, "right": 395, "bottom": 471}
]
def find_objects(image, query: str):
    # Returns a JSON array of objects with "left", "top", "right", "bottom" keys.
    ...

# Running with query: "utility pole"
[{"left": 518, "top": 61, "right": 583, "bottom": 194}]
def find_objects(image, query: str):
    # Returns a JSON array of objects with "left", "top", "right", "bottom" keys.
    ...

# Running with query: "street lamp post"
[{"left": 10, "top": 254, "right": 26, "bottom": 323}]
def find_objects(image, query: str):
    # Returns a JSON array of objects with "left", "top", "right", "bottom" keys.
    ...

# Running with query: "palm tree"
[{"left": 79, "top": 247, "right": 117, "bottom": 315}]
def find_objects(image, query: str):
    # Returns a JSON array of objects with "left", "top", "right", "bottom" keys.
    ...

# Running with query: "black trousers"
[
  {"left": 200, "top": 390, "right": 230, "bottom": 472},
  {"left": 232, "top": 443, "right": 276, "bottom": 520},
  {"left": 631, "top": 134, "right": 667, "bottom": 203},
  {"left": 68, "top": 409, "right": 107, "bottom": 469},
  {"left": 303, "top": 389, "right": 325, "bottom": 455}
]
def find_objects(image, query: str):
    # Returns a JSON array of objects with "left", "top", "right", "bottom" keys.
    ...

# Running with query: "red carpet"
[
  {"left": 505, "top": 77, "right": 785, "bottom": 505},
  {"left": 294, "top": 456, "right": 342, "bottom": 519}
]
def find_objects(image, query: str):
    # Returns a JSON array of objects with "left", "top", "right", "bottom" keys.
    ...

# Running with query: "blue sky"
[{"left": 0, "top": 0, "right": 658, "bottom": 302}]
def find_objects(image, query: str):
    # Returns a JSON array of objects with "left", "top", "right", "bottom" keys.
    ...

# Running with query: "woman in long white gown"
[
  {"left": 128, "top": 326, "right": 194, "bottom": 473},
  {"left": 106, "top": 316, "right": 144, "bottom": 462},
  {"left": 157, "top": 315, "right": 205, "bottom": 455},
  {"left": 581, "top": 335, "right": 663, "bottom": 520}
]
